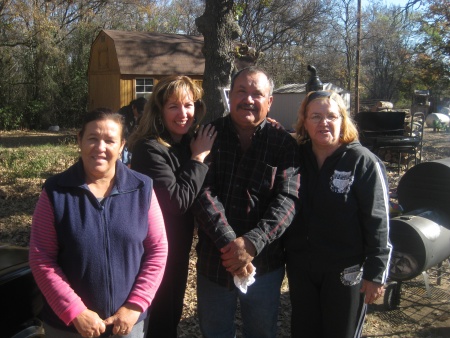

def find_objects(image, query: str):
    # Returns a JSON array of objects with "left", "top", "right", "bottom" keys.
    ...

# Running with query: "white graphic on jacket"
[
  {"left": 340, "top": 264, "right": 363, "bottom": 286},
  {"left": 330, "top": 170, "right": 354, "bottom": 194}
]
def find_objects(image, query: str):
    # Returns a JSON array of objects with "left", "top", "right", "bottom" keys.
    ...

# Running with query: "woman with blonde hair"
[
  {"left": 129, "top": 75, "right": 216, "bottom": 338},
  {"left": 285, "top": 90, "right": 391, "bottom": 337},
  {"left": 293, "top": 90, "right": 359, "bottom": 146}
]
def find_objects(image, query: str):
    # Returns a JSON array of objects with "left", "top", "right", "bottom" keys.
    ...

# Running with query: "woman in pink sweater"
[{"left": 29, "top": 108, "right": 168, "bottom": 338}]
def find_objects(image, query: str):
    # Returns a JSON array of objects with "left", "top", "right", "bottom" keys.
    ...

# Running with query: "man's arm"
[
  {"left": 243, "top": 134, "right": 300, "bottom": 255},
  {"left": 221, "top": 132, "right": 300, "bottom": 275}
]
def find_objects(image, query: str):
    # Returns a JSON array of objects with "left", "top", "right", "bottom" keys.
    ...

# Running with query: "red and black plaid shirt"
[{"left": 192, "top": 115, "right": 300, "bottom": 288}]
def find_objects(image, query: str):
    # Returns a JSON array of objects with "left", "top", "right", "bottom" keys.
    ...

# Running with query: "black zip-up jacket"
[{"left": 285, "top": 141, "right": 391, "bottom": 284}]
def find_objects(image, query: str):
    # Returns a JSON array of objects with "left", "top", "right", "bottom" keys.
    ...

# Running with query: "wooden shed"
[{"left": 88, "top": 29, "right": 205, "bottom": 112}]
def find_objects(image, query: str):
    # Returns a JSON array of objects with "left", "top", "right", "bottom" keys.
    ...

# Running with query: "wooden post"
[{"left": 355, "top": 0, "right": 361, "bottom": 116}]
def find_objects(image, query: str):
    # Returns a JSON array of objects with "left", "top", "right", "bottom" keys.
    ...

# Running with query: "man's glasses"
[{"left": 307, "top": 113, "right": 341, "bottom": 124}]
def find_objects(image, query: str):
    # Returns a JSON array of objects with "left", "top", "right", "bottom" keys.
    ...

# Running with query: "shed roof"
[
  {"left": 101, "top": 30, "right": 205, "bottom": 76},
  {"left": 274, "top": 82, "right": 349, "bottom": 94},
  {"left": 274, "top": 83, "right": 307, "bottom": 94}
]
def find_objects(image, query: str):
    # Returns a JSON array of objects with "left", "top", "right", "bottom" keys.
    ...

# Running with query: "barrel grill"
[{"left": 385, "top": 158, "right": 450, "bottom": 309}]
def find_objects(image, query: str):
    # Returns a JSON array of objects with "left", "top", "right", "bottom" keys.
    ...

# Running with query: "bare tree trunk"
[{"left": 196, "top": 0, "right": 241, "bottom": 123}]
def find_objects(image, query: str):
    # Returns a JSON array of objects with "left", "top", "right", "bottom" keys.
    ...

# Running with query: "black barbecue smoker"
[{"left": 384, "top": 158, "right": 450, "bottom": 310}]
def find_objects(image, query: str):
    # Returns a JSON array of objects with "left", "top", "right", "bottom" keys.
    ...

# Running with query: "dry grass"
[{"left": 0, "top": 130, "right": 78, "bottom": 246}]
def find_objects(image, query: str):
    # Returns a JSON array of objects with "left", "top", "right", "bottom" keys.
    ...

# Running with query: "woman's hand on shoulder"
[
  {"left": 267, "top": 117, "right": 283, "bottom": 129},
  {"left": 72, "top": 309, "right": 106, "bottom": 337},
  {"left": 191, "top": 124, "right": 217, "bottom": 163}
]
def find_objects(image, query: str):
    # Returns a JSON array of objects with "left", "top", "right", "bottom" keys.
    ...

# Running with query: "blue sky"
[
  {"left": 363, "top": 0, "right": 410, "bottom": 7},
  {"left": 386, "top": 0, "right": 409, "bottom": 5}
]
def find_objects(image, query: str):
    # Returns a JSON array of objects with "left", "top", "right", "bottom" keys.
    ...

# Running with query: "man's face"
[{"left": 229, "top": 70, "right": 273, "bottom": 130}]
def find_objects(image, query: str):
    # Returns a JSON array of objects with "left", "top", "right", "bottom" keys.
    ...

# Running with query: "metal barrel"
[
  {"left": 397, "top": 158, "right": 450, "bottom": 221},
  {"left": 389, "top": 209, "right": 450, "bottom": 281},
  {"left": 389, "top": 158, "right": 450, "bottom": 281}
]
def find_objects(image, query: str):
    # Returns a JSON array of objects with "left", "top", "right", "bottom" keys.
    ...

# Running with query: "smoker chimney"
[{"left": 306, "top": 65, "right": 323, "bottom": 92}]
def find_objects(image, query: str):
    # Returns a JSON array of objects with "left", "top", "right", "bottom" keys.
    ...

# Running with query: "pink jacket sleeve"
[
  {"left": 29, "top": 189, "right": 87, "bottom": 325},
  {"left": 126, "top": 191, "right": 168, "bottom": 311}
]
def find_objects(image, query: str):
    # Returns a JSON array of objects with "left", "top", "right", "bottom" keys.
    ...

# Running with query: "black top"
[{"left": 131, "top": 133, "right": 209, "bottom": 261}]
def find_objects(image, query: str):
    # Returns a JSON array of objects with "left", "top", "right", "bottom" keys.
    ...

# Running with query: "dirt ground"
[
  {"left": 1, "top": 127, "right": 450, "bottom": 337},
  {"left": 177, "top": 249, "right": 450, "bottom": 338}
]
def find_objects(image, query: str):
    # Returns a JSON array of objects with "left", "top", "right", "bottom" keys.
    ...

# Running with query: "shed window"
[{"left": 136, "top": 78, "right": 153, "bottom": 98}]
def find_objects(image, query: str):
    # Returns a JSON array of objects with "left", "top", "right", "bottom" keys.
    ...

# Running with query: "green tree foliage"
[
  {"left": 393, "top": 0, "right": 450, "bottom": 109},
  {"left": 0, "top": 0, "right": 111, "bottom": 129},
  {"left": 0, "top": 0, "right": 157, "bottom": 130},
  {"left": 415, "top": 0, "right": 450, "bottom": 96}
]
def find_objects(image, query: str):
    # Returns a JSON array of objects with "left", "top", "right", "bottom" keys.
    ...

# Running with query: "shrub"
[{"left": 0, "top": 106, "right": 24, "bottom": 130}]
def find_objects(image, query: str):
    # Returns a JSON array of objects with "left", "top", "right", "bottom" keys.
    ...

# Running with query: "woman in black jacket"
[
  {"left": 285, "top": 90, "right": 391, "bottom": 338},
  {"left": 128, "top": 76, "right": 216, "bottom": 338}
]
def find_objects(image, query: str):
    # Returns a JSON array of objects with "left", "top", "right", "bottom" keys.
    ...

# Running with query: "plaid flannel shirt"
[{"left": 192, "top": 115, "right": 300, "bottom": 288}]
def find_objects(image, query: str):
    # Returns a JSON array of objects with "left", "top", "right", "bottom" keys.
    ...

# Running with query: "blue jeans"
[{"left": 197, "top": 267, "right": 284, "bottom": 338}]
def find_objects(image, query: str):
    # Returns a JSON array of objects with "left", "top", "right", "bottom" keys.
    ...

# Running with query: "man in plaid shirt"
[{"left": 192, "top": 66, "right": 300, "bottom": 338}]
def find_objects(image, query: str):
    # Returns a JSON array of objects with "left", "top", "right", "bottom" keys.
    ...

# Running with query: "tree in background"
[
  {"left": 321, "top": 0, "right": 359, "bottom": 91},
  {"left": 413, "top": 0, "right": 450, "bottom": 109},
  {"left": 142, "top": 0, "right": 203, "bottom": 34},
  {"left": 0, "top": 0, "right": 112, "bottom": 129},
  {"left": 360, "top": 3, "right": 416, "bottom": 104},
  {"left": 195, "top": 0, "right": 240, "bottom": 122},
  {"left": 236, "top": 0, "right": 327, "bottom": 85},
  {"left": 0, "top": 0, "right": 448, "bottom": 129}
]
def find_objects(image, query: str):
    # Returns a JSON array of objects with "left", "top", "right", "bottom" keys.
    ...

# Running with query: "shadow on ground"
[
  {"left": 364, "top": 264, "right": 450, "bottom": 337},
  {"left": 0, "top": 132, "right": 76, "bottom": 148}
]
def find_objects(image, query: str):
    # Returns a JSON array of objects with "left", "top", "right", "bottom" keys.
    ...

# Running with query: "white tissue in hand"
[{"left": 233, "top": 268, "right": 256, "bottom": 294}]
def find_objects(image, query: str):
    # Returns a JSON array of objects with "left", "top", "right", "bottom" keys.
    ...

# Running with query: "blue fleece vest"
[{"left": 42, "top": 160, "right": 152, "bottom": 334}]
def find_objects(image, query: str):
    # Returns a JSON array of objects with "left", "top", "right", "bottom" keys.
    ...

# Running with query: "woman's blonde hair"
[
  {"left": 128, "top": 75, "right": 205, "bottom": 149},
  {"left": 294, "top": 90, "right": 359, "bottom": 144}
]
